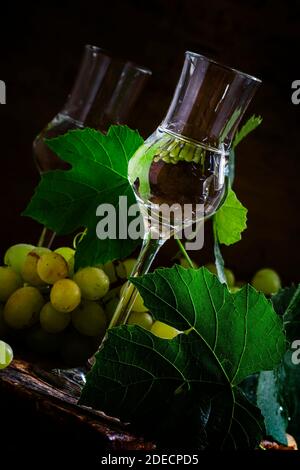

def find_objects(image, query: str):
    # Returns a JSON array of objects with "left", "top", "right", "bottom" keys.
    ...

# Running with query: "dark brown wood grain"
[
  {"left": 0, "top": 359, "right": 297, "bottom": 452},
  {"left": 0, "top": 358, "right": 155, "bottom": 451}
]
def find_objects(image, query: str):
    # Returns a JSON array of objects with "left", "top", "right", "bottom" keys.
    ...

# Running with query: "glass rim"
[
  {"left": 124, "top": 60, "right": 152, "bottom": 76},
  {"left": 85, "top": 44, "right": 109, "bottom": 55},
  {"left": 185, "top": 51, "right": 262, "bottom": 83},
  {"left": 85, "top": 44, "right": 152, "bottom": 76}
]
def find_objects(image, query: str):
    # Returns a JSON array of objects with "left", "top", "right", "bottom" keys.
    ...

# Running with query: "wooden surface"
[
  {"left": 0, "top": 358, "right": 297, "bottom": 453},
  {"left": 0, "top": 358, "right": 155, "bottom": 451}
]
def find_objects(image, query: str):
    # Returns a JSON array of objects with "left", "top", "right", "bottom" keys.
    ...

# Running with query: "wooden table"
[{"left": 0, "top": 358, "right": 155, "bottom": 455}]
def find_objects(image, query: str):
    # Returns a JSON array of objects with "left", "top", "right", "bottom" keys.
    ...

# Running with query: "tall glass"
[
  {"left": 109, "top": 51, "right": 261, "bottom": 328},
  {"left": 33, "top": 44, "right": 151, "bottom": 173}
]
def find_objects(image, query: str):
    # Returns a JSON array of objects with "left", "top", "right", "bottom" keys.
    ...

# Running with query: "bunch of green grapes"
[
  {"left": 2, "top": 242, "right": 281, "bottom": 368},
  {"left": 1, "top": 245, "right": 177, "bottom": 366},
  {"left": 0, "top": 244, "right": 112, "bottom": 365}
]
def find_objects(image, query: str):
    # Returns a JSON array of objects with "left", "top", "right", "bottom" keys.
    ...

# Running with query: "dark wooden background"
[{"left": 0, "top": 0, "right": 299, "bottom": 284}]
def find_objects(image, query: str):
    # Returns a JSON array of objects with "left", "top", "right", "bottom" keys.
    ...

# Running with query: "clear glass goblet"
[{"left": 108, "top": 51, "right": 261, "bottom": 329}]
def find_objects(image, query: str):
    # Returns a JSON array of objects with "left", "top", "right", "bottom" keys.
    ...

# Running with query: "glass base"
[{"left": 32, "top": 365, "right": 88, "bottom": 398}]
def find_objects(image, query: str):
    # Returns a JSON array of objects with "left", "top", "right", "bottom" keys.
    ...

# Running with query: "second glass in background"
[{"left": 33, "top": 44, "right": 152, "bottom": 173}]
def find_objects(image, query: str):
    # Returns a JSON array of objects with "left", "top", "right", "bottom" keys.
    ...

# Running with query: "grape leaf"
[
  {"left": 282, "top": 285, "right": 300, "bottom": 341},
  {"left": 271, "top": 285, "right": 298, "bottom": 318},
  {"left": 257, "top": 369, "right": 288, "bottom": 445},
  {"left": 23, "top": 126, "right": 143, "bottom": 269},
  {"left": 80, "top": 266, "right": 285, "bottom": 449},
  {"left": 271, "top": 284, "right": 300, "bottom": 342},
  {"left": 233, "top": 115, "right": 262, "bottom": 148},
  {"left": 266, "top": 284, "right": 300, "bottom": 443},
  {"left": 254, "top": 285, "right": 300, "bottom": 445},
  {"left": 281, "top": 351, "right": 300, "bottom": 443},
  {"left": 212, "top": 115, "right": 261, "bottom": 273},
  {"left": 128, "top": 138, "right": 164, "bottom": 201},
  {"left": 214, "top": 187, "right": 247, "bottom": 245}
]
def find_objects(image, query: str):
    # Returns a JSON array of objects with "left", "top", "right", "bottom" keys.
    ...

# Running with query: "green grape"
[
  {"left": 0, "top": 266, "right": 23, "bottom": 302},
  {"left": 0, "top": 340, "right": 13, "bottom": 369},
  {"left": 224, "top": 268, "right": 235, "bottom": 287},
  {"left": 104, "top": 296, "right": 119, "bottom": 322},
  {"left": 205, "top": 263, "right": 235, "bottom": 287},
  {"left": 122, "top": 258, "right": 137, "bottom": 278},
  {"left": 127, "top": 311, "right": 153, "bottom": 330},
  {"left": 102, "top": 261, "right": 117, "bottom": 283},
  {"left": 50, "top": 279, "right": 81, "bottom": 313},
  {"left": 151, "top": 321, "right": 180, "bottom": 339},
  {"left": 120, "top": 282, "right": 148, "bottom": 313},
  {"left": 26, "top": 327, "right": 62, "bottom": 355},
  {"left": 132, "top": 292, "right": 147, "bottom": 314},
  {"left": 229, "top": 287, "right": 241, "bottom": 294},
  {"left": 205, "top": 262, "right": 217, "bottom": 275},
  {"left": 116, "top": 258, "right": 137, "bottom": 280},
  {"left": 115, "top": 261, "right": 126, "bottom": 279},
  {"left": 251, "top": 268, "right": 281, "bottom": 295},
  {"left": 21, "top": 247, "right": 51, "bottom": 286},
  {"left": 72, "top": 300, "right": 107, "bottom": 336},
  {"left": 4, "top": 286, "right": 44, "bottom": 329},
  {"left": 37, "top": 252, "right": 69, "bottom": 284},
  {"left": 4, "top": 243, "right": 35, "bottom": 274},
  {"left": 54, "top": 247, "right": 75, "bottom": 276},
  {"left": 40, "top": 302, "right": 71, "bottom": 333},
  {"left": 102, "top": 285, "right": 121, "bottom": 304},
  {"left": 179, "top": 257, "right": 198, "bottom": 269},
  {"left": 73, "top": 267, "right": 109, "bottom": 300},
  {"left": 60, "top": 331, "right": 95, "bottom": 366},
  {"left": 34, "top": 247, "right": 53, "bottom": 255}
]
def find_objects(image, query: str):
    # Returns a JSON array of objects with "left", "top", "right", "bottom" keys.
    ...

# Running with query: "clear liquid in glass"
[{"left": 129, "top": 128, "right": 228, "bottom": 230}]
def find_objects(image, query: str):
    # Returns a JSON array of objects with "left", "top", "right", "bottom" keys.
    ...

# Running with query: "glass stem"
[{"left": 109, "top": 231, "right": 167, "bottom": 329}]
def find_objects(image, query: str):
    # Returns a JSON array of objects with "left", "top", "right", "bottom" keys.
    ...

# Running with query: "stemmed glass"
[
  {"left": 108, "top": 51, "right": 261, "bottom": 329},
  {"left": 33, "top": 44, "right": 151, "bottom": 247}
]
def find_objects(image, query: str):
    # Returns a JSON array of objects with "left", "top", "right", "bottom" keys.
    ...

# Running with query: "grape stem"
[
  {"left": 37, "top": 226, "right": 56, "bottom": 249},
  {"left": 73, "top": 229, "right": 87, "bottom": 250},
  {"left": 37, "top": 226, "right": 47, "bottom": 247},
  {"left": 175, "top": 238, "right": 194, "bottom": 269},
  {"left": 47, "top": 231, "right": 56, "bottom": 249}
]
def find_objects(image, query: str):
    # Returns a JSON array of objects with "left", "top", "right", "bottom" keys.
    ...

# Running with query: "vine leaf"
[
  {"left": 80, "top": 266, "right": 286, "bottom": 449},
  {"left": 23, "top": 126, "right": 143, "bottom": 268}
]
